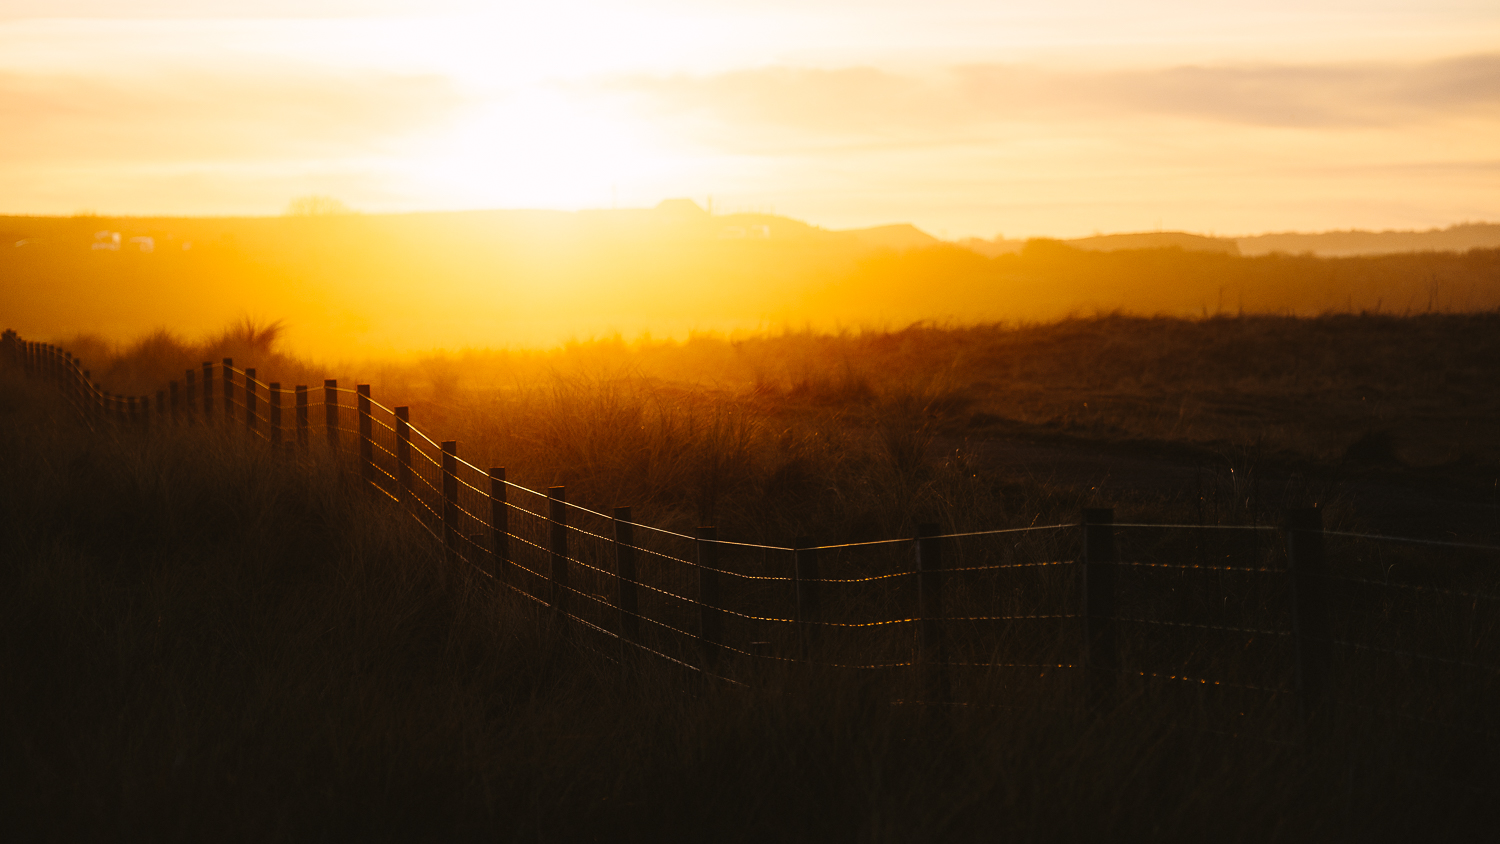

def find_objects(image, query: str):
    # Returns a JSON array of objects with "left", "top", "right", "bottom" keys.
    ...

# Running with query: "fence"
[{"left": 4, "top": 329, "right": 1498, "bottom": 744}]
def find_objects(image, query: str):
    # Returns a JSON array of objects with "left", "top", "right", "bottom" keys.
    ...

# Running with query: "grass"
[{"left": 4, "top": 315, "right": 1499, "bottom": 840}]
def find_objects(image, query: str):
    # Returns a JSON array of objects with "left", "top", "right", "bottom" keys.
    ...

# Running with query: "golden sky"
[{"left": 2, "top": 1, "right": 1497, "bottom": 238}]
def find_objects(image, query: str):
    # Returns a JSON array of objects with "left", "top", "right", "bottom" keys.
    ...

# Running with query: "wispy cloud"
[
  {"left": 0, "top": 69, "right": 467, "bottom": 163},
  {"left": 616, "top": 53, "right": 1500, "bottom": 143}
]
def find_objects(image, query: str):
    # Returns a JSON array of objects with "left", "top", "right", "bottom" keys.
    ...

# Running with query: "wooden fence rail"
[{"left": 2, "top": 328, "right": 1497, "bottom": 744}]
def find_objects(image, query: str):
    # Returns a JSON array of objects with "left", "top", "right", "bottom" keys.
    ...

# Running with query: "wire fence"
[{"left": 6, "top": 329, "right": 1499, "bottom": 744}]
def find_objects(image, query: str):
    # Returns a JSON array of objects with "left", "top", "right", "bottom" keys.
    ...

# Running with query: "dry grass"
[
  {"left": 3, "top": 317, "right": 1499, "bottom": 839},
  {"left": 64, "top": 312, "right": 1500, "bottom": 544}
]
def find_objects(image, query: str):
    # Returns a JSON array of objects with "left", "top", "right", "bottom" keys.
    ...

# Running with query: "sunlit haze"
[{"left": 3, "top": 1, "right": 1497, "bottom": 238}]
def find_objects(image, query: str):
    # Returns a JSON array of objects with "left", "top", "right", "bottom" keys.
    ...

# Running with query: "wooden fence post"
[
  {"left": 269, "top": 384, "right": 282, "bottom": 448},
  {"left": 140, "top": 396, "right": 150, "bottom": 435},
  {"left": 489, "top": 468, "right": 508, "bottom": 582},
  {"left": 221, "top": 358, "right": 234, "bottom": 428},
  {"left": 87, "top": 376, "right": 100, "bottom": 426},
  {"left": 245, "top": 368, "right": 257, "bottom": 435},
  {"left": 915, "top": 524, "right": 949, "bottom": 703},
  {"left": 295, "top": 386, "right": 309, "bottom": 451},
  {"left": 63, "top": 352, "right": 76, "bottom": 410},
  {"left": 395, "top": 407, "right": 412, "bottom": 501},
  {"left": 357, "top": 385, "right": 373, "bottom": 488},
  {"left": 324, "top": 380, "right": 338, "bottom": 451},
  {"left": 1082, "top": 507, "right": 1120, "bottom": 705},
  {"left": 170, "top": 380, "right": 179, "bottom": 423},
  {"left": 202, "top": 362, "right": 214, "bottom": 420},
  {"left": 72, "top": 359, "right": 86, "bottom": 416},
  {"left": 697, "top": 526, "right": 724, "bottom": 674},
  {"left": 794, "top": 536, "right": 821, "bottom": 657},
  {"left": 185, "top": 369, "right": 196, "bottom": 422},
  {"left": 614, "top": 507, "right": 640, "bottom": 647},
  {"left": 1285, "top": 507, "right": 1330, "bottom": 735},
  {"left": 549, "top": 487, "right": 569, "bottom": 615},
  {"left": 442, "top": 441, "right": 459, "bottom": 562}
]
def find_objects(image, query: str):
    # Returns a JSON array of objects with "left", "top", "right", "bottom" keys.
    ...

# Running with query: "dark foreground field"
[{"left": 2, "top": 319, "right": 1498, "bottom": 841}]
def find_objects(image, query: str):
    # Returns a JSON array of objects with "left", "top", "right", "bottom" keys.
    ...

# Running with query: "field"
[{"left": 3, "top": 313, "right": 1498, "bottom": 841}]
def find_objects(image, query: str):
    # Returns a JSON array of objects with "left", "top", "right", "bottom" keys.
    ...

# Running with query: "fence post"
[
  {"left": 245, "top": 368, "right": 257, "bottom": 435},
  {"left": 140, "top": 396, "right": 150, "bottom": 435},
  {"left": 63, "top": 352, "right": 76, "bottom": 411},
  {"left": 441, "top": 441, "right": 460, "bottom": 562},
  {"left": 395, "top": 407, "right": 412, "bottom": 500},
  {"left": 794, "top": 536, "right": 821, "bottom": 658},
  {"left": 185, "top": 369, "right": 196, "bottom": 422},
  {"left": 84, "top": 375, "right": 94, "bottom": 424},
  {"left": 170, "top": 380, "right": 179, "bottom": 423},
  {"left": 1082, "top": 507, "right": 1120, "bottom": 706},
  {"left": 72, "top": 359, "right": 86, "bottom": 416},
  {"left": 269, "top": 383, "right": 282, "bottom": 448},
  {"left": 489, "top": 468, "right": 508, "bottom": 583},
  {"left": 128, "top": 396, "right": 139, "bottom": 430},
  {"left": 1285, "top": 507, "right": 1329, "bottom": 736},
  {"left": 357, "top": 385, "right": 373, "bottom": 488},
  {"left": 697, "top": 526, "right": 724, "bottom": 674},
  {"left": 614, "top": 507, "right": 640, "bottom": 648},
  {"left": 202, "top": 361, "right": 213, "bottom": 420},
  {"left": 549, "top": 487, "right": 569, "bottom": 616},
  {"left": 87, "top": 376, "right": 100, "bottom": 426},
  {"left": 295, "top": 386, "right": 309, "bottom": 451},
  {"left": 915, "top": 524, "right": 949, "bottom": 703},
  {"left": 222, "top": 358, "right": 234, "bottom": 429},
  {"left": 324, "top": 380, "right": 338, "bottom": 451}
]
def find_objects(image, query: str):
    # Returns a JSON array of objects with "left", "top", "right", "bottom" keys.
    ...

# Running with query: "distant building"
[
  {"left": 129, "top": 236, "right": 154, "bottom": 253},
  {"left": 91, "top": 231, "right": 120, "bottom": 251}
]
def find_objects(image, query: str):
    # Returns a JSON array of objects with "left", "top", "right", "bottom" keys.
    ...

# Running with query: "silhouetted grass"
[{"left": 2, "top": 355, "right": 1495, "bottom": 841}]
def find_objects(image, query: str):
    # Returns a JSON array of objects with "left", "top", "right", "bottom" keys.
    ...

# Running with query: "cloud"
[
  {"left": 0, "top": 68, "right": 468, "bottom": 163},
  {"left": 614, "top": 53, "right": 1500, "bottom": 144},
  {"left": 966, "top": 53, "right": 1500, "bottom": 128}
]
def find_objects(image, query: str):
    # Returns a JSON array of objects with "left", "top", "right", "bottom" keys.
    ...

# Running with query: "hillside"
[
  {"left": 1237, "top": 223, "right": 1500, "bottom": 257},
  {"left": 4, "top": 207, "right": 1498, "bottom": 357}
]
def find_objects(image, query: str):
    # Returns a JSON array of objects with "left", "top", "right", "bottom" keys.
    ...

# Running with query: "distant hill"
[
  {"left": 1236, "top": 223, "right": 1500, "bottom": 257},
  {"left": 1067, "top": 232, "right": 1239, "bottom": 255},
  {"left": 5, "top": 204, "right": 1497, "bottom": 356},
  {"left": 959, "top": 231, "right": 1237, "bottom": 258},
  {"left": 844, "top": 224, "right": 942, "bottom": 252},
  {"left": 956, "top": 224, "right": 1500, "bottom": 259}
]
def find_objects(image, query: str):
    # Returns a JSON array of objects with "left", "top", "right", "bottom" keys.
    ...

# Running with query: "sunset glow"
[{"left": 2, "top": 1, "right": 1497, "bottom": 237}]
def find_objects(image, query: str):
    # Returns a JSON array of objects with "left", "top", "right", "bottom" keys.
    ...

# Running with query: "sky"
[{"left": 1, "top": 1, "right": 1497, "bottom": 238}]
